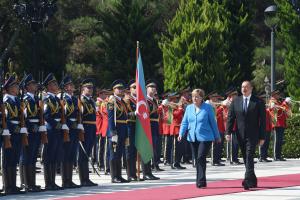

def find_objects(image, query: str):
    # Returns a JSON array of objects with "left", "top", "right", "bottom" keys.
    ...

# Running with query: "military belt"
[
  {"left": 83, "top": 121, "right": 96, "bottom": 125},
  {"left": 10, "top": 120, "right": 20, "bottom": 125},
  {"left": 29, "top": 119, "right": 39, "bottom": 123},
  {"left": 127, "top": 119, "right": 136, "bottom": 123},
  {"left": 116, "top": 120, "right": 127, "bottom": 124},
  {"left": 150, "top": 119, "right": 159, "bottom": 122}
]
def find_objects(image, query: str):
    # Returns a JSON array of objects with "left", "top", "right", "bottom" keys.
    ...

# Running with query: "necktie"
[{"left": 243, "top": 98, "right": 248, "bottom": 113}]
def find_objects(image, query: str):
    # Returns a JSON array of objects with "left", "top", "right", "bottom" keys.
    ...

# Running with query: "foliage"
[{"left": 160, "top": 0, "right": 229, "bottom": 92}]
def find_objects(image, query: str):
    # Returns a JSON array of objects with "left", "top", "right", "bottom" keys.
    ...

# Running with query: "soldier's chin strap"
[{"left": 79, "top": 141, "right": 101, "bottom": 177}]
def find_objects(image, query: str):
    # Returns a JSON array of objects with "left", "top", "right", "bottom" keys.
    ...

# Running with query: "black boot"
[
  {"left": 80, "top": 161, "right": 97, "bottom": 187},
  {"left": 27, "top": 165, "right": 41, "bottom": 192},
  {"left": 2, "top": 166, "right": 12, "bottom": 195},
  {"left": 79, "top": 162, "right": 85, "bottom": 186},
  {"left": 11, "top": 167, "right": 25, "bottom": 194},
  {"left": 44, "top": 164, "right": 54, "bottom": 191},
  {"left": 126, "top": 159, "right": 136, "bottom": 182},
  {"left": 142, "top": 162, "right": 160, "bottom": 181},
  {"left": 110, "top": 160, "right": 121, "bottom": 183},
  {"left": 67, "top": 163, "right": 80, "bottom": 188},
  {"left": 51, "top": 164, "right": 63, "bottom": 190},
  {"left": 116, "top": 160, "right": 129, "bottom": 183},
  {"left": 61, "top": 163, "right": 70, "bottom": 188},
  {"left": 20, "top": 164, "right": 26, "bottom": 190}
]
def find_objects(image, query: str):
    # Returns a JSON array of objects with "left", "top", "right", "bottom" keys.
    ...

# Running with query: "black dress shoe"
[
  {"left": 52, "top": 183, "right": 63, "bottom": 190},
  {"left": 44, "top": 185, "right": 55, "bottom": 191},
  {"left": 242, "top": 180, "right": 257, "bottom": 190},
  {"left": 196, "top": 182, "right": 207, "bottom": 188},
  {"left": 111, "top": 177, "right": 122, "bottom": 183},
  {"left": 143, "top": 174, "right": 160, "bottom": 180},
  {"left": 128, "top": 176, "right": 139, "bottom": 182},
  {"left": 231, "top": 161, "right": 243, "bottom": 165},
  {"left": 173, "top": 163, "right": 186, "bottom": 169},
  {"left": 119, "top": 176, "right": 129, "bottom": 183},
  {"left": 155, "top": 166, "right": 165, "bottom": 172},
  {"left": 259, "top": 158, "right": 272, "bottom": 162},
  {"left": 212, "top": 162, "right": 225, "bottom": 166},
  {"left": 84, "top": 179, "right": 98, "bottom": 186},
  {"left": 219, "top": 159, "right": 226, "bottom": 163},
  {"left": 274, "top": 158, "right": 286, "bottom": 161}
]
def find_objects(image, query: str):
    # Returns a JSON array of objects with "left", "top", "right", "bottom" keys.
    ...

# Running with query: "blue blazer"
[{"left": 179, "top": 103, "right": 220, "bottom": 142}]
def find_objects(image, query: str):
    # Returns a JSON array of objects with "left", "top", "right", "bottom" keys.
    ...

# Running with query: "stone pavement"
[{"left": 1, "top": 158, "right": 300, "bottom": 200}]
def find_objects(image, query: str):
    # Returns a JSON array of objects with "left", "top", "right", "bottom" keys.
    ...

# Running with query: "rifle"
[
  {"left": 60, "top": 85, "right": 70, "bottom": 142},
  {"left": 0, "top": 70, "right": 12, "bottom": 148},
  {"left": 77, "top": 85, "right": 84, "bottom": 142},
  {"left": 38, "top": 85, "right": 48, "bottom": 144},
  {"left": 19, "top": 78, "right": 29, "bottom": 146}
]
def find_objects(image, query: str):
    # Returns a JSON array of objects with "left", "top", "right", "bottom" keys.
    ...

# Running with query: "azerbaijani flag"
[{"left": 135, "top": 43, "right": 153, "bottom": 163}]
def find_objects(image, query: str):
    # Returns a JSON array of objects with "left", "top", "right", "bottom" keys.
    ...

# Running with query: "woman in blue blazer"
[{"left": 178, "top": 89, "right": 220, "bottom": 188}]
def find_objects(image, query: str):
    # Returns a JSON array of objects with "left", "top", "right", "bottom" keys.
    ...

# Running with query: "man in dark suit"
[{"left": 226, "top": 81, "right": 266, "bottom": 190}]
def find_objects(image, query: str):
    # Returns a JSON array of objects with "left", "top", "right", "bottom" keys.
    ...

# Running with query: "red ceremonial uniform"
[
  {"left": 270, "top": 97, "right": 287, "bottom": 129},
  {"left": 158, "top": 104, "right": 170, "bottom": 135},
  {"left": 96, "top": 97, "right": 103, "bottom": 135},
  {"left": 100, "top": 98, "right": 109, "bottom": 137},
  {"left": 223, "top": 105, "right": 237, "bottom": 132},
  {"left": 170, "top": 106, "right": 184, "bottom": 135},
  {"left": 266, "top": 108, "right": 272, "bottom": 132},
  {"left": 216, "top": 105, "right": 226, "bottom": 133}
]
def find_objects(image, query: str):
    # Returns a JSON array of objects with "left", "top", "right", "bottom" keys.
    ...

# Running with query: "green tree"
[
  {"left": 275, "top": 0, "right": 300, "bottom": 99},
  {"left": 223, "top": 0, "right": 256, "bottom": 87},
  {"left": 96, "top": 0, "right": 165, "bottom": 87},
  {"left": 160, "top": 0, "right": 229, "bottom": 92}
]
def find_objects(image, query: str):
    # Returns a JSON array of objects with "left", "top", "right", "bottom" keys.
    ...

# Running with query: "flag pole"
[{"left": 136, "top": 41, "right": 141, "bottom": 181}]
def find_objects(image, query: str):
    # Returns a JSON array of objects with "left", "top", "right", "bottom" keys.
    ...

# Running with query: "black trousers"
[
  {"left": 190, "top": 141, "right": 212, "bottom": 185},
  {"left": 259, "top": 131, "right": 271, "bottom": 159},
  {"left": 237, "top": 136, "right": 257, "bottom": 183},
  {"left": 212, "top": 133, "right": 225, "bottom": 163},
  {"left": 274, "top": 127, "right": 285, "bottom": 159}
]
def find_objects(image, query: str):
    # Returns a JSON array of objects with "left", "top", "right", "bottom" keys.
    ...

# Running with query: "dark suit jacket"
[{"left": 226, "top": 95, "right": 266, "bottom": 143}]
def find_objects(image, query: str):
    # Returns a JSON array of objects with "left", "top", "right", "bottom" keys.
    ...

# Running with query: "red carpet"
[{"left": 57, "top": 173, "right": 300, "bottom": 200}]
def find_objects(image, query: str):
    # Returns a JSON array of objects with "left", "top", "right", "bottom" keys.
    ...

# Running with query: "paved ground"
[{"left": 1, "top": 158, "right": 300, "bottom": 200}]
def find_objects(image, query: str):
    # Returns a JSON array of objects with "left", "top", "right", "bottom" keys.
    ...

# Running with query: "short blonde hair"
[{"left": 192, "top": 89, "right": 205, "bottom": 98}]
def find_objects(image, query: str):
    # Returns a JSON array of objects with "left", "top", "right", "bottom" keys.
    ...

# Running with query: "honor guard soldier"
[
  {"left": 146, "top": 80, "right": 163, "bottom": 172},
  {"left": 60, "top": 76, "right": 81, "bottom": 188},
  {"left": 99, "top": 90, "right": 111, "bottom": 174},
  {"left": 2, "top": 74, "right": 26, "bottom": 195},
  {"left": 206, "top": 91, "right": 225, "bottom": 166},
  {"left": 158, "top": 95, "right": 172, "bottom": 166},
  {"left": 43, "top": 73, "right": 68, "bottom": 190},
  {"left": 19, "top": 74, "right": 42, "bottom": 192},
  {"left": 169, "top": 92, "right": 186, "bottom": 169},
  {"left": 78, "top": 78, "right": 97, "bottom": 186},
  {"left": 258, "top": 93, "right": 272, "bottom": 162},
  {"left": 107, "top": 80, "right": 129, "bottom": 183},
  {"left": 124, "top": 80, "right": 142, "bottom": 181},
  {"left": 269, "top": 90, "right": 288, "bottom": 161},
  {"left": 224, "top": 88, "right": 242, "bottom": 165}
]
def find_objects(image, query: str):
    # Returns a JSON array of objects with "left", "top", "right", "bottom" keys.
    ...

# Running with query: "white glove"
[
  {"left": 61, "top": 124, "right": 69, "bottom": 130},
  {"left": 270, "top": 102, "right": 275, "bottom": 108},
  {"left": 162, "top": 99, "right": 168, "bottom": 106},
  {"left": 38, "top": 125, "right": 47, "bottom": 132},
  {"left": 285, "top": 97, "right": 291, "bottom": 104},
  {"left": 77, "top": 123, "right": 84, "bottom": 130},
  {"left": 2, "top": 129, "right": 11, "bottom": 136},
  {"left": 111, "top": 135, "right": 118, "bottom": 143},
  {"left": 20, "top": 127, "right": 28, "bottom": 134}
]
